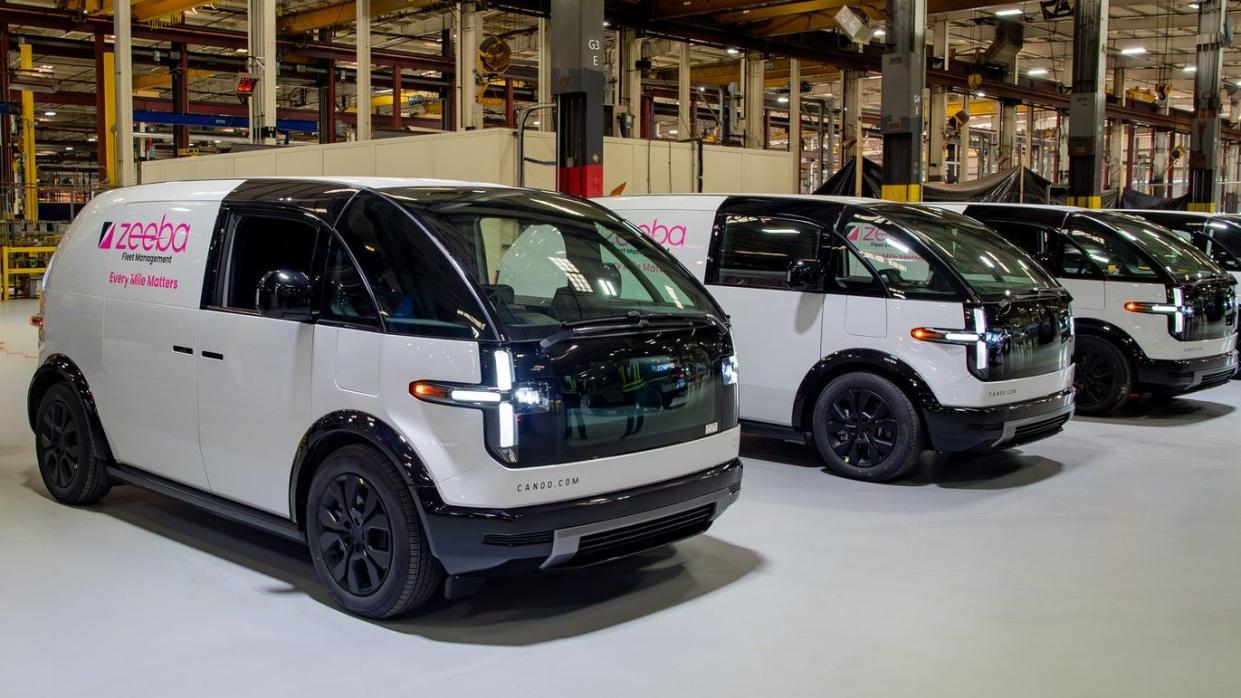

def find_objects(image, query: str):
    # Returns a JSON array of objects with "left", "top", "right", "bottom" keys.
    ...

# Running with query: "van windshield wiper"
[{"left": 541, "top": 311, "right": 724, "bottom": 349}]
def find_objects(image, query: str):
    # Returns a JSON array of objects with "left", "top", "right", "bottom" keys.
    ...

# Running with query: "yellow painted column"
[
  {"left": 103, "top": 51, "right": 117, "bottom": 186},
  {"left": 20, "top": 44, "right": 37, "bottom": 222}
]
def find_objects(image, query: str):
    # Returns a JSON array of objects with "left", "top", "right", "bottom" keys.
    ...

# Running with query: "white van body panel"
[{"left": 597, "top": 196, "right": 1075, "bottom": 424}]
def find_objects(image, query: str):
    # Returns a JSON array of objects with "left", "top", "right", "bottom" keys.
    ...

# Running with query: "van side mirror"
[
  {"left": 256, "top": 269, "right": 314, "bottom": 321},
  {"left": 786, "top": 259, "right": 825, "bottom": 291}
]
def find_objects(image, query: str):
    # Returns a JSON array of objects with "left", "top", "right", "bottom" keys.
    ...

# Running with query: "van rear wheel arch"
[{"left": 28, "top": 355, "right": 114, "bottom": 463}]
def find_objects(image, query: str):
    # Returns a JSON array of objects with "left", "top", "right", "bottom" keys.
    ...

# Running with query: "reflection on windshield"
[
  {"left": 383, "top": 188, "right": 720, "bottom": 340},
  {"left": 1090, "top": 213, "right": 1222, "bottom": 282}
]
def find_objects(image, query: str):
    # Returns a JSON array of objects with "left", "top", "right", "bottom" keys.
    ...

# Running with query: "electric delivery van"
[
  {"left": 931, "top": 204, "right": 1238, "bottom": 414},
  {"left": 1125, "top": 209, "right": 1241, "bottom": 283},
  {"left": 29, "top": 178, "right": 742, "bottom": 618},
  {"left": 597, "top": 194, "right": 1075, "bottom": 482}
]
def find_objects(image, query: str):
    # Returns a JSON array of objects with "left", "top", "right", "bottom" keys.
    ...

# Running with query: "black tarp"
[
  {"left": 1117, "top": 187, "right": 1189, "bottom": 210},
  {"left": 814, "top": 157, "right": 1053, "bottom": 203}
]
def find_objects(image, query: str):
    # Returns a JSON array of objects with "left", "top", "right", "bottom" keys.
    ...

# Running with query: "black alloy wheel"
[
  {"left": 306, "top": 444, "right": 442, "bottom": 618},
  {"left": 811, "top": 372, "right": 924, "bottom": 482},
  {"left": 1072, "top": 335, "right": 1133, "bottom": 416},
  {"left": 824, "top": 388, "right": 897, "bottom": 468},
  {"left": 34, "top": 383, "right": 111, "bottom": 505},
  {"left": 316, "top": 474, "right": 394, "bottom": 597},
  {"left": 39, "top": 399, "right": 80, "bottom": 490}
]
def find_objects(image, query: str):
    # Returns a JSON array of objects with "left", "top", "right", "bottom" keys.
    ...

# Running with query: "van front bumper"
[
  {"left": 1135, "top": 350, "right": 1237, "bottom": 393},
  {"left": 923, "top": 388, "right": 1075, "bottom": 453},
  {"left": 415, "top": 459, "right": 742, "bottom": 582}
]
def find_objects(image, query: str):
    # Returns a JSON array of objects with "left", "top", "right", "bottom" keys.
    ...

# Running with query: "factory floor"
[{"left": 1, "top": 298, "right": 1238, "bottom": 697}]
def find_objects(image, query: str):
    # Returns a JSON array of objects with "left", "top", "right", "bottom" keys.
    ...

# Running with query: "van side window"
[
  {"left": 1066, "top": 220, "right": 1158, "bottom": 280},
  {"left": 712, "top": 214, "right": 821, "bottom": 288},
  {"left": 336, "top": 194, "right": 490, "bottom": 339},
  {"left": 215, "top": 213, "right": 318, "bottom": 311},
  {"left": 321, "top": 238, "right": 380, "bottom": 328},
  {"left": 823, "top": 235, "right": 884, "bottom": 295},
  {"left": 840, "top": 216, "right": 956, "bottom": 300}
]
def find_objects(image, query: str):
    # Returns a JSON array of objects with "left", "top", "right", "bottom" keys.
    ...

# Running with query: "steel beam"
[
  {"left": 248, "top": 0, "right": 278, "bottom": 144},
  {"left": 789, "top": 58, "right": 802, "bottom": 191},
  {"left": 678, "top": 42, "right": 693, "bottom": 138},
  {"left": 744, "top": 51, "right": 766, "bottom": 148},
  {"left": 880, "top": 0, "right": 926, "bottom": 201},
  {"left": 927, "top": 20, "right": 948, "bottom": 182},
  {"left": 1189, "top": 0, "right": 1227, "bottom": 212},
  {"left": 172, "top": 43, "right": 190, "bottom": 151},
  {"left": 1067, "top": 0, "right": 1107, "bottom": 208}
]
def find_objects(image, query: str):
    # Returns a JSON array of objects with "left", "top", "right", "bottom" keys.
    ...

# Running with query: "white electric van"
[
  {"left": 29, "top": 178, "right": 742, "bottom": 618},
  {"left": 932, "top": 204, "right": 1238, "bottom": 414},
  {"left": 596, "top": 194, "right": 1075, "bottom": 482}
]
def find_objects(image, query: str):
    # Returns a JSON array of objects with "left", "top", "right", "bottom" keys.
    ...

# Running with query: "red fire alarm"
[{"left": 235, "top": 73, "right": 258, "bottom": 99}]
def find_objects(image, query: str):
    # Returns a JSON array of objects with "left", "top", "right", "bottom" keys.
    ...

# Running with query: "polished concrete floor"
[{"left": 2, "top": 297, "right": 1239, "bottom": 697}]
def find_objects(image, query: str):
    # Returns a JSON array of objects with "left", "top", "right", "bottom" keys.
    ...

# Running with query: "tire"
[
  {"left": 1073, "top": 335, "right": 1133, "bottom": 416},
  {"left": 34, "top": 382, "right": 112, "bottom": 505},
  {"left": 307, "top": 444, "right": 442, "bottom": 619},
  {"left": 810, "top": 372, "right": 924, "bottom": 482}
]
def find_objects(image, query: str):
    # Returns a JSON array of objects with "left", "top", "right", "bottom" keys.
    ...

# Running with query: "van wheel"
[
  {"left": 811, "top": 373, "right": 924, "bottom": 482},
  {"left": 1073, "top": 335, "right": 1133, "bottom": 416},
  {"left": 35, "top": 383, "right": 111, "bottom": 505},
  {"left": 307, "top": 445, "right": 442, "bottom": 619}
]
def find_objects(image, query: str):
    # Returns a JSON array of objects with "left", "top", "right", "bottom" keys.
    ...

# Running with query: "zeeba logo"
[
  {"left": 98, "top": 215, "right": 191, "bottom": 254},
  {"left": 638, "top": 219, "right": 687, "bottom": 247}
]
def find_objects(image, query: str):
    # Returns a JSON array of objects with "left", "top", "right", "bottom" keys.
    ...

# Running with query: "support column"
[
  {"left": 537, "top": 18, "right": 552, "bottom": 132},
  {"left": 172, "top": 43, "right": 190, "bottom": 153},
  {"left": 317, "top": 29, "right": 336, "bottom": 143},
  {"left": 789, "top": 58, "right": 802, "bottom": 191},
  {"left": 880, "top": 0, "right": 926, "bottom": 201},
  {"left": 999, "top": 61, "right": 1018, "bottom": 170},
  {"left": 93, "top": 32, "right": 109, "bottom": 184},
  {"left": 927, "top": 20, "right": 949, "bottom": 182},
  {"left": 550, "top": 0, "right": 606, "bottom": 197},
  {"left": 1067, "top": 0, "right": 1108, "bottom": 208},
  {"left": 19, "top": 42, "right": 37, "bottom": 218},
  {"left": 455, "top": 2, "right": 482, "bottom": 131},
  {"left": 677, "top": 42, "right": 692, "bottom": 139},
  {"left": 247, "top": 0, "right": 277, "bottom": 145},
  {"left": 743, "top": 51, "right": 765, "bottom": 149},
  {"left": 392, "top": 63, "right": 403, "bottom": 130},
  {"left": 1106, "top": 66, "right": 1125, "bottom": 190},
  {"left": 622, "top": 30, "right": 643, "bottom": 139},
  {"left": 841, "top": 68, "right": 861, "bottom": 162},
  {"left": 355, "top": 0, "right": 372, "bottom": 140},
  {"left": 114, "top": 3, "right": 136, "bottom": 186},
  {"left": 1150, "top": 127, "right": 1168, "bottom": 196},
  {"left": 1190, "top": 0, "right": 1227, "bottom": 212},
  {"left": 958, "top": 94, "right": 972, "bottom": 181}
]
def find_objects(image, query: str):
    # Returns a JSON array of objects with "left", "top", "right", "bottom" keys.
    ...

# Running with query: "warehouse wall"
[{"left": 140, "top": 129, "right": 795, "bottom": 195}]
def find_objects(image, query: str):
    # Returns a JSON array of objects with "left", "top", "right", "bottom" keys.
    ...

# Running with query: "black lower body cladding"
[
  {"left": 415, "top": 459, "right": 743, "bottom": 579},
  {"left": 923, "top": 389, "right": 1075, "bottom": 453},
  {"left": 1135, "top": 350, "right": 1238, "bottom": 394}
]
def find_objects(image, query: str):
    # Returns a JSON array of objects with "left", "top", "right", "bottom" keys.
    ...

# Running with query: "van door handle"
[
  {"left": 202, "top": 351, "right": 224, "bottom": 361},
  {"left": 172, "top": 345, "right": 193, "bottom": 355}
]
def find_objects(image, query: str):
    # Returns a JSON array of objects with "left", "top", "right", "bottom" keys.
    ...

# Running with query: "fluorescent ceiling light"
[
  {"left": 44, "top": 111, "right": 56, "bottom": 117},
  {"left": 1120, "top": 46, "right": 1147, "bottom": 55},
  {"left": 726, "top": 47, "right": 741, "bottom": 56},
  {"left": 1188, "top": 3, "right": 1200, "bottom": 8},
  {"left": 1183, "top": 65, "right": 1197, "bottom": 72},
  {"left": 1027, "top": 67, "right": 1048, "bottom": 76},
  {"left": 778, "top": 95, "right": 789, "bottom": 103},
  {"left": 995, "top": 8, "right": 1023, "bottom": 16},
  {"left": 873, "top": 29, "right": 886, "bottom": 37}
]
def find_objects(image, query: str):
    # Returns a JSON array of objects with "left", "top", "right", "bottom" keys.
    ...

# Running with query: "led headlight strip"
[
  {"left": 410, "top": 349, "right": 534, "bottom": 449},
  {"left": 911, "top": 307, "right": 989, "bottom": 371},
  {"left": 1125, "top": 287, "right": 1188, "bottom": 334}
]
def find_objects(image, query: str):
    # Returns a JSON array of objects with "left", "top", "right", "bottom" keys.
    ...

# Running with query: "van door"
[
  {"left": 196, "top": 207, "right": 322, "bottom": 516},
  {"left": 100, "top": 201, "right": 213, "bottom": 489},
  {"left": 706, "top": 209, "right": 825, "bottom": 426}
]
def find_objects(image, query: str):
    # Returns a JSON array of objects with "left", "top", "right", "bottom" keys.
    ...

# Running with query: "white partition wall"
[{"left": 141, "top": 129, "right": 796, "bottom": 196}]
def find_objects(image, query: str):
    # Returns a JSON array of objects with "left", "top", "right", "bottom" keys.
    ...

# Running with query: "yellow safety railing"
[{"left": 1, "top": 246, "right": 56, "bottom": 301}]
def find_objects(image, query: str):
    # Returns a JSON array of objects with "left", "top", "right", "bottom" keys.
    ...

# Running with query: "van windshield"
[
  {"left": 870, "top": 205, "right": 1060, "bottom": 299},
  {"left": 381, "top": 188, "right": 722, "bottom": 340},
  {"left": 1080, "top": 212, "right": 1222, "bottom": 283}
]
